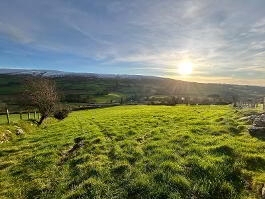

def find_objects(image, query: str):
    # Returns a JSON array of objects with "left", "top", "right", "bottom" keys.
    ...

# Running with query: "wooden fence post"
[
  {"left": 181, "top": 97, "right": 185, "bottom": 104},
  {"left": 20, "top": 112, "right": 22, "bottom": 120},
  {"left": 28, "top": 112, "right": 30, "bottom": 120},
  {"left": 6, "top": 109, "right": 10, "bottom": 124},
  {"left": 34, "top": 111, "right": 36, "bottom": 119}
]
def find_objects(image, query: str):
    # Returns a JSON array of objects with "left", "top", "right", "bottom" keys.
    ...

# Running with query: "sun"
[{"left": 178, "top": 61, "right": 193, "bottom": 75}]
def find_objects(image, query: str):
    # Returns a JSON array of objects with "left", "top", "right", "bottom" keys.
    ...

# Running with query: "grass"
[
  {"left": 0, "top": 113, "right": 39, "bottom": 125},
  {"left": 0, "top": 105, "right": 265, "bottom": 199}
]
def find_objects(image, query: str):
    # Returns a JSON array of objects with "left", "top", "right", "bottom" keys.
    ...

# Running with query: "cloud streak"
[{"left": 0, "top": 0, "right": 264, "bottom": 85}]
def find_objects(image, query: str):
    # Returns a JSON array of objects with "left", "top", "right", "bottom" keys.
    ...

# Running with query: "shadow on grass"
[
  {"left": 67, "top": 157, "right": 97, "bottom": 191},
  {"left": 244, "top": 156, "right": 265, "bottom": 171},
  {"left": 28, "top": 119, "right": 39, "bottom": 124},
  {"left": 254, "top": 136, "right": 265, "bottom": 141},
  {"left": 210, "top": 145, "right": 235, "bottom": 157},
  {"left": 228, "top": 126, "right": 241, "bottom": 135},
  {"left": 185, "top": 146, "right": 245, "bottom": 199},
  {"left": 0, "top": 162, "right": 12, "bottom": 170},
  {"left": 186, "top": 161, "right": 244, "bottom": 199},
  {"left": 10, "top": 167, "right": 32, "bottom": 181},
  {"left": 26, "top": 187, "right": 48, "bottom": 199},
  {"left": 249, "top": 128, "right": 265, "bottom": 141},
  {"left": 112, "top": 163, "right": 130, "bottom": 176},
  {"left": 9, "top": 155, "right": 52, "bottom": 182},
  {"left": 0, "top": 149, "right": 19, "bottom": 157}
]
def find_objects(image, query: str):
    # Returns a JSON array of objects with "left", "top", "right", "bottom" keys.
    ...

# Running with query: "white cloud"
[
  {"left": 0, "top": 21, "right": 34, "bottom": 43},
  {"left": 0, "top": 0, "right": 265, "bottom": 85}
]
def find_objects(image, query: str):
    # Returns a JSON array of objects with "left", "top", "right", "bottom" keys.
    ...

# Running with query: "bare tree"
[{"left": 23, "top": 77, "right": 58, "bottom": 125}]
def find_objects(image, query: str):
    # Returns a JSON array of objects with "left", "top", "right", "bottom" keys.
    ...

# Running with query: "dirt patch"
[{"left": 58, "top": 137, "right": 85, "bottom": 165}]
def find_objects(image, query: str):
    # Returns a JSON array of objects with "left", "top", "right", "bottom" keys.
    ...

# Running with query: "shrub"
[
  {"left": 54, "top": 109, "right": 69, "bottom": 120},
  {"left": 22, "top": 77, "right": 59, "bottom": 125}
]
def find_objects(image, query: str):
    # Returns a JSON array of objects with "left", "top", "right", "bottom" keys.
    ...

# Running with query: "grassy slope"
[
  {"left": 0, "top": 113, "right": 37, "bottom": 125},
  {"left": 0, "top": 105, "right": 265, "bottom": 199},
  {"left": 1, "top": 74, "right": 265, "bottom": 111}
]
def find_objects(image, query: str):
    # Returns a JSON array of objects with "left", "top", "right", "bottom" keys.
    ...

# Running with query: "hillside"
[
  {"left": 1, "top": 105, "right": 265, "bottom": 198},
  {"left": 1, "top": 69, "right": 265, "bottom": 111}
]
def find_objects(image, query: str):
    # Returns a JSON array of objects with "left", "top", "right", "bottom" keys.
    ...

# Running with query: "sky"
[{"left": 0, "top": 0, "right": 265, "bottom": 86}]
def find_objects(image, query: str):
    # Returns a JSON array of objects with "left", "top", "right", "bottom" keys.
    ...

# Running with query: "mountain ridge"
[
  {"left": 1, "top": 68, "right": 265, "bottom": 111},
  {"left": 1, "top": 68, "right": 264, "bottom": 88}
]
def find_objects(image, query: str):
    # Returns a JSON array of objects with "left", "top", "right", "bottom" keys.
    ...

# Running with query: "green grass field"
[
  {"left": 0, "top": 105, "right": 265, "bottom": 199},
  {"left": 0, "top": 113, "right": 39, "bottom": 125}
]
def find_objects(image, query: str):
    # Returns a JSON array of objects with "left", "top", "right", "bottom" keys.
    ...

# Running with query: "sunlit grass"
[
  {"left": 0, "top": 105, "right": 265, "bottom": 198},
  {"left": 0, "top": 113, "right": 36, "bottom": 125}
]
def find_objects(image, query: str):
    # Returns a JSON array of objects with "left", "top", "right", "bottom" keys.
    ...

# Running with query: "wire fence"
[
  {"left": 0, "top": 110, "right": 40, "bottom": 125},
  {"left": 0, "top": 98, "right": 264, "bottom": 125}
]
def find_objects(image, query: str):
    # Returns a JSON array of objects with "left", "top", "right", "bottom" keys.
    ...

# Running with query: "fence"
[
  {"left": 0, "top": 104, "right": 119, "bottom": 125},
  {"left": 1, "top": 98, "right": 265, "bottom": 124},
  {"left": 0, "top": 109, "right": 41, "bottom": 124},
  {"left": 234, "top": 97, "right": 265, "bottom": 110}
]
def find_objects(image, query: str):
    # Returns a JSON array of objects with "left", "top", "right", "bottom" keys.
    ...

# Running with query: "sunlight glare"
[{"left": 178, "top": 61, "right": 193, "bottom": 75}]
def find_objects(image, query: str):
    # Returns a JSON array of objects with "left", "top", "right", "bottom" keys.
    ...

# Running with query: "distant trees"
[
  {"left": 167, "top": 96, "right": 178, "bottom": 106},
  {"left": 208, "top": 94, "right": 220, "bottom": 101},
  {"left": 231, "top": 95, "right": 239, "bottom": 107},
  {"left": 0, "top": 102, "right": 7, "bottom": 112},
  {"left": 23, "top": 77, "right": 58, "bottom": 125},
  {"left": 64, "top": 94, "right": 94, "bottom": 103},
  {"left": 143, "top": 95, "right": 232, "bottom": 106},
  {"left": 208, "top": 94, "right": 221, "bottom": 104}
]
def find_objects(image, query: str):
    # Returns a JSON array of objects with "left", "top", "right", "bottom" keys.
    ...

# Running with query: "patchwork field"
[{"left": 0, "top": 105, "right": 265, "bottom": 199}]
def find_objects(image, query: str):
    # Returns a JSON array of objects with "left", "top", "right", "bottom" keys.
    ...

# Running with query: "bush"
[{"left": 54, "top": 109, "right": 69, "bottom": 120}]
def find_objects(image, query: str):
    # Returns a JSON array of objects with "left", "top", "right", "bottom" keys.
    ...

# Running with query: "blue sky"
[{"left": 0, "top": 0, "right": 265, "bottom": 85}]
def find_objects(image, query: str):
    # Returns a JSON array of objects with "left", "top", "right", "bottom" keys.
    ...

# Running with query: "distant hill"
[
  {"left": 0, "top": 68, "right": 160, "bottom": 79},
  {"left": 0, "top": 69, "right": 265, "bottom": 110}
]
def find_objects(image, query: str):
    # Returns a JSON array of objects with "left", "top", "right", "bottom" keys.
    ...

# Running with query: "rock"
[
  {"left": 250, "top": 115, "right": 257, "bottom": 120},
  {"left": 262, "top": 184, "right": 265, "bottom": 199},
  {"left": 249, "top": 127, "right": 265, "bottom": 137},
  {"left": 239, "top": 115, "right": 257, "bottom": 123},
  {"left": 253, "top": 114, "right": 265, "bottom": 127},
  {"left": 1, "top": 130, "right": 12, "bottom": 142},
  {"left": 4, "top": 130, "right": 12, "bottom": 135},
  {"left": 16, "top": 129, "right": 24, "bottom": 135},
  {"left": 247, "top": 113, "right": 265, "bottom": 137},
  {"left": 4, "top": 130, "right": 12, "bottom": 138},
  {"left": 2, "top": 133, "right": 8, "bottom": 141},
  {"left": 239, "top": 116, "right": 250, "bottom": 121}
]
